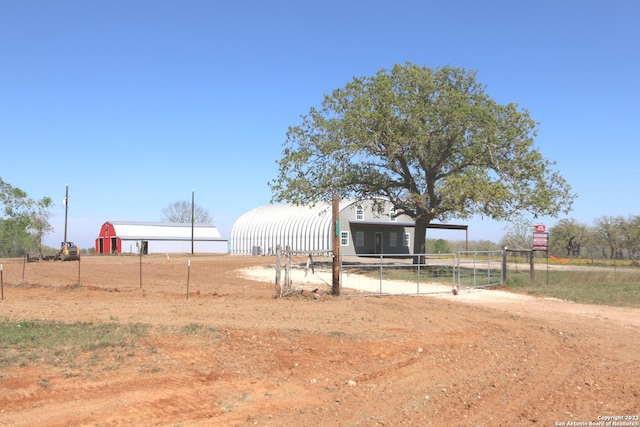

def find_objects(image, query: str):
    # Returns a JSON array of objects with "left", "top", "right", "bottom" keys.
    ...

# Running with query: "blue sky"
[{"left": 1, "top": 0, "right": 638, "bottom": 249}]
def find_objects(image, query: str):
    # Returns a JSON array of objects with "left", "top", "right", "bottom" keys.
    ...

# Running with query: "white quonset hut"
[
  {"left": 230, "top": 199, "right": 416, "bottom": 256},
  {"left": 95, "top": 221, "right": 228, "bottom": 254}
]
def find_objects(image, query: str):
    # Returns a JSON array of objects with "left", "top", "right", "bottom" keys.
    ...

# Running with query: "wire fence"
[
  {"left": 1, "top": 249, "right": 506, "bottom": 301},
  {"left": 0, "top": 254, "right": 230, "bottom": 297}
]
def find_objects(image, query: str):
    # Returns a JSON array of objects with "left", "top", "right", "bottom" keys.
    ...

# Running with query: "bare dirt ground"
[{"left": 0, "top": 254, "right": 638, "bottom": 426}]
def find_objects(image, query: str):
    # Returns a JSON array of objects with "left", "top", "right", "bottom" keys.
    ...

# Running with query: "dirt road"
[{"left": 0, "top": 255, "right": 638, "bottom": 426}]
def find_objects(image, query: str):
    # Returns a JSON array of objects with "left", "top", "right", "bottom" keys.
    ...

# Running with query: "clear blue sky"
[{"left": 2, "top": 0, "right": 638, "bottom": 249}]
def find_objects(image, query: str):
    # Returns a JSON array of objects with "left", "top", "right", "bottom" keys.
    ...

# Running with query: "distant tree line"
[
  {"left": 548, "top": 216, "right": 640, "bottom": 261},
  {"left": 0, "top": 178, "right": 53, "bottom": 257},
  {"left": 430, "top": 215, "right": 640, "bottom": 262}
]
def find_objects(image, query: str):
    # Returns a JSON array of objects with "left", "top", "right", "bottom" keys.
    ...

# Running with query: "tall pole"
[
  {"left": 191, "top": 190, "right": 195, "bottom": 255},
  {"left": 63, "top": 184, "right": 69, "bottom": 243},
  {"left": 332, "top": 193, "right": 340, "bottom": 296}
]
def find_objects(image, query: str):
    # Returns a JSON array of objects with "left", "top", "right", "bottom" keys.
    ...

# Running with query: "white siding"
[
  {"left": 120, "top": 239, "right": 228, "bottom": 254},
  {"left": 230, "top": 199, "right": 414, "bottom": 255},
  {"left": 108, "top": 221, "right": 227, "bottom": 254},
  {"left": 230, "top": 202, "right": 351, "bottom": 255},
  {"left": 111, "top": 222, "right": 223, "bottom": 239}
]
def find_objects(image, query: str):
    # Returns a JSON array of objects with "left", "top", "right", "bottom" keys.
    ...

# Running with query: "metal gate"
[
  {"left": 457, "top": 251, "right": 504, "bottom": 288},
  {"left": 339, "top": 251, "right": 504, "bottom": 296}
]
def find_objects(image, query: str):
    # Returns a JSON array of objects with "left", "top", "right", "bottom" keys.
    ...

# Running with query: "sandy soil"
[{"left": 0, "top": 254, "right": 638, "bottom": 426}]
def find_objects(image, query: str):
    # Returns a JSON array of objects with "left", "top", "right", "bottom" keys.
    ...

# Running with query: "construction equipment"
[
  {"left": 55, "top": 242, "right": 81, "bottom": 261},
  {"left": 54, "top": 185, "right": 81, "bottom": 261}
]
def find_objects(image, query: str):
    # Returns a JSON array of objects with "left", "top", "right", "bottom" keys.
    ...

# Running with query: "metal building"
[
  {"left": 230, "top": 199, "right": 416, "bottom": 255},
  {"left": 95, "top": 221, "right": 228, "bottom": 254}
]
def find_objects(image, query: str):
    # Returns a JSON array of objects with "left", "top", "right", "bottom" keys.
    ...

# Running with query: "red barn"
[{"left": 95, "top": 221, "right": 228, "bottom": 254}]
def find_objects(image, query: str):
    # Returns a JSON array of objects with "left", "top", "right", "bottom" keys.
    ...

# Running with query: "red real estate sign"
[{"left": 532, "top": 232, "right": 549, "bottom": 251}]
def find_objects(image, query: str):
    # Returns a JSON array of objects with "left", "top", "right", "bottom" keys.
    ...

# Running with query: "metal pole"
[
  {"left": 473, "top": 252, "right": 477, "bottom": 287},
  {"left": 379, "top": 253, "right": 383, "bottom": 294},
  {"left": 417, "top": 259, "right": 420, "bottom": 294},
  {"left": 191, "top": 190, "right": 195, "bottom": 255},
  {"left": 186, "top": 259, "right": 191, "bottom": 299},
  {"left": 546, "top": 250, "right": 549, "bottom": 286}
]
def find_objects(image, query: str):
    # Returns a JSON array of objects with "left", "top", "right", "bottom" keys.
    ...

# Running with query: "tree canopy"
[
  {"left": 162, "top": 201, "right": 213, "bottom": 224},
  {"left": 0, "top": 178, "right": 53, "bottom": 257},
  {"left": 270, "top": 63, "right": 575, "bottom": 254}
]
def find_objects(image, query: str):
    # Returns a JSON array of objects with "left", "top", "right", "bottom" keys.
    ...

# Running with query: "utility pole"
[
  {"left": 63, "top": 184, "right": 69, "bottom": 243},
  {"left": 332, "top": 193, "right": 340, "bottom": 296}
]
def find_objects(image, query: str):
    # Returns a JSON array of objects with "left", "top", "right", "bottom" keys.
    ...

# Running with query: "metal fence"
[
  {"left": 457, "top": 251, "right": 504, "bottom": 289},
  {"left": 339, "top": 251, "right": 504, "bottom": 296},
  {"left": 340, "top": 253, "right": 458, "bottom": 296}
]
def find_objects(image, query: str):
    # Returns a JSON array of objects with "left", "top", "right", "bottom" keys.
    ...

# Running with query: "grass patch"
[
  {"left": 0, "top": 319, "right": 149, "bottom": 369},
  {"left": 504, "top": 270, "right": 640, "bottom": 307},
  {"left": 179, "top": 322, "right": 218, "bottom": 336},
  {"left": 355, "top": 265, "right": 457, "bottom": 284}
]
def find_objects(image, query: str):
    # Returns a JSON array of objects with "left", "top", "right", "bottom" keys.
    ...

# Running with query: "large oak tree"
[{"left": 270, "top": 63, "right": 575, "bottom": 254}]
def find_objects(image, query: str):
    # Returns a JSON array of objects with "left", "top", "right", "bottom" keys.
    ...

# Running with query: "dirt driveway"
[{"left": 0, "top": 254, "right": 638, "bottom": 426}]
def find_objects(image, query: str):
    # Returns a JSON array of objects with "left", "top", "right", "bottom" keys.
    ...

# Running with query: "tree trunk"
[{"left": 413, "top": 217, "right": 428, "bottom": 264}]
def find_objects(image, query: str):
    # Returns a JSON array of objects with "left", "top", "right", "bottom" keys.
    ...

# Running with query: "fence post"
[
  {"left": 284, "top": 245, "right": 292, "bottom": 295},
  {"left": 275, "top": 244, "right": 282, "bottom": 298},
  {"left": 332, "top": 193, "right": 341, "bottom": 296},
  {"left": 502, "top": 248, "right": 507, "bottom": 283},
  {"left": 530, "top": 250, "right": 535, "bottom": 281}
]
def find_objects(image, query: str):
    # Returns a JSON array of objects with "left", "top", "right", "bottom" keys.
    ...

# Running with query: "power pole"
[
  {"left": 332, "top": 193, "right": 340, "bottom": 296},
  {"left": 63, "top": 184, "right": 69, "bottom": 243}
]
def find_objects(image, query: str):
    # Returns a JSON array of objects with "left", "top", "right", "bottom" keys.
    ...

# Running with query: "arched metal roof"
[{"left": 230, "top": 201, "right": 354, "bottom": 255}]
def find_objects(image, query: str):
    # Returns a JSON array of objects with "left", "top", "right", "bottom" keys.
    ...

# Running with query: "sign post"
[{"left": 532, "top": 224, "right": 549, "bottom": 284}]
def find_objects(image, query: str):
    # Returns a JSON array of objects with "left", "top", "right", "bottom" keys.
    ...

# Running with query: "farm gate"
[{"left": 339, "top": 251, "right": 504, "bottom": 296}]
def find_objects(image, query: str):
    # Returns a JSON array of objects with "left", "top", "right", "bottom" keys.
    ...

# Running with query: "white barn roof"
[{"left": 108, "top": 221, "right": 224, "bottom": 241}]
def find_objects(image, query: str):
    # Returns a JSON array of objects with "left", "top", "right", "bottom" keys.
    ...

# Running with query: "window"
[
  {"left": 389, "top": 209, "right": 397, "bottom": 222},
  {"left": 403, "top": 233, "right": 410, "bottom": 247},
  {"left": 390, "top": 232, "right": 398, "bottom": 247},
  {"left": 340, "top": 231, "right": 349, "bottom": 246},
  {"left": 355, "top": 231, "right": 365, "bottom": 247},
  {"left": 356, "top": 205, "right": 364, "bottom": 220}
]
